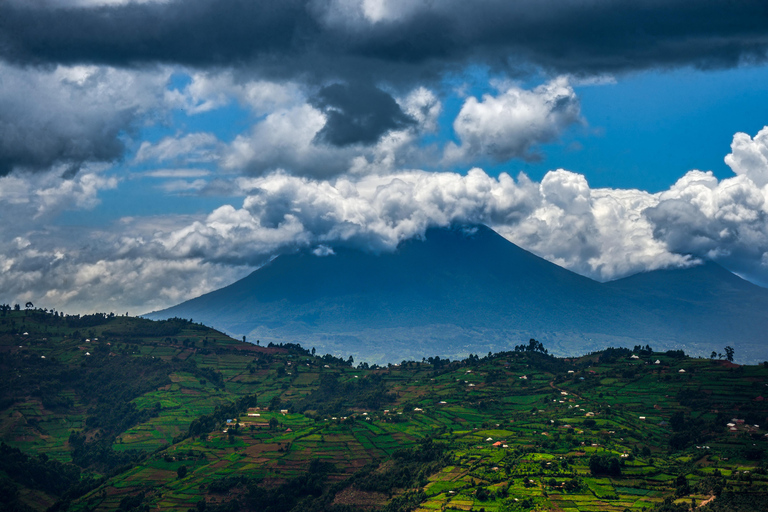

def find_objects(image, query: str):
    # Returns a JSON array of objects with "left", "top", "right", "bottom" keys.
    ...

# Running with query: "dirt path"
[
  {"left": 697, "top": 495, "right": 716, "bottom": 508},
  {"left": 548, "top": 380, "right": 585, "bottom": 401}
]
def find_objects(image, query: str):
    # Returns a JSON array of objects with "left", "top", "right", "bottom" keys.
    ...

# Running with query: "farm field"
[{"left": 1, "top": 309, "right": 767, "bottom": 512}]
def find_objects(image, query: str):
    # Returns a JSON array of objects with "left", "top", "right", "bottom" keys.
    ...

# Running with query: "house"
[
  {"left": 630, "top": 354, "right": 640, "bottom": 359},
  {"left": 280, "top": 409, "right": 288, "bottom": 415},
  {"left": 678, "top": 369, "right": 686, "bottom": 373},
  {"left": 585, "top": 412, "right": 595, "bottom": 417},
  {"left": 654, "top": 360, "right": 661, "bottom": 365},
  {"left": 639, "top": 416, "right": 646, "bottom": 420},
  {"left": 493, "top": 441, "right": 503, "bottom": 447}
]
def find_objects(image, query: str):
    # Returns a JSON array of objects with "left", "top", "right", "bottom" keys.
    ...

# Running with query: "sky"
[{"left": 2, "top": 0, "right": 768, "bottom": 314}]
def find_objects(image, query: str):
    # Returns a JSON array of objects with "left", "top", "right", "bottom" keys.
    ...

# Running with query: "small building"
[
  {"left": 280, "top": 409, "right": 288, "bottom": 415},
  {"left": 654, "top": 360, "right": 661, "bottom": 364},
  {"left": 679, "top": 369, "right": 686, "bottom": 373},
  {"left": 630, "top": 354, "right": 640, "bottom": 359}
]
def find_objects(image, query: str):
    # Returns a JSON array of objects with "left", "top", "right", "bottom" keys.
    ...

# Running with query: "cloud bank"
[
  {"left": 2, "top": 0, "right": 767, "bottom": 77},
  {"left": 3, "top": 127, "right": 768, "bottom": 312}
]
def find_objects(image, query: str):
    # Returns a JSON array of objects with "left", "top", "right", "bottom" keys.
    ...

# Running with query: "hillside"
[
  {"left": 146, "top": 225, "right": 768, "bottom": 364},
  {"left": 2, "top": 309, "right": 768, "bottom": 512}
]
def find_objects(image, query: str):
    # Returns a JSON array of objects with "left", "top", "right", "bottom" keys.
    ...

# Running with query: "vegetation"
[{"left": 1, "top": 307, "right": 768, "bottom": 511}]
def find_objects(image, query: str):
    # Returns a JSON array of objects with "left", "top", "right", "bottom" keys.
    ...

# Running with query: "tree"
[
  {"left": 268, "top": 417, "right": 279, "bottom": 430},
  {"left": 177, "top": 465, "right": 188, "bottom": 479},
  {"left": 724, "top": 346, "right": 735, "bottom": 362},
  {"left": 710, "top": 351, "right": 717, "bottom": 359}
]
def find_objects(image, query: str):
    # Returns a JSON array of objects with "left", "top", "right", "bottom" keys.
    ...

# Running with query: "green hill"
[{"left": 1, "top": 308, "right": 768, "bottom": 512}]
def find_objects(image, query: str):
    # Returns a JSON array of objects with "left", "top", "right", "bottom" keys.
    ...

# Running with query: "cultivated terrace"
[{"left": 1, "top": 308, "right": 767, "bottom": 512}]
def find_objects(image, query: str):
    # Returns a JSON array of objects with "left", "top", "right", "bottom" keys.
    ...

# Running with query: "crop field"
[{"left": 1, "top": 312, "right": 768, "bottom": 511}]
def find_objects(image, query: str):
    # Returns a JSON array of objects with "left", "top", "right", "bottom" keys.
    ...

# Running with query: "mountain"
[{"left": 146, "top": 225, "right": 768, "bottom": 363}]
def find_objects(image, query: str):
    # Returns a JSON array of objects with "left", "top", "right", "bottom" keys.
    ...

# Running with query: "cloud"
[
  {"left": 311, "top": 82, "right": 416, "bottom": 146},
  {"left": 164, "top": 73, "right": 303, "bottom": 115},
  {"left": 0, "top": 165, "right": 118, "bottom": 220},
  {"left": 725, "top": 126, "right": 768, "bottom": 187},
  {"left": 144, "top": 169, "right": 211, "bottom": 178},
  {"left": 4, "top": 126, "right": 768, "bottom": 312},
  {"left": 222, "top": 86, "right": 441, "bottom": 177},
  {"left": 444, "top": 78, "right": 581, "bottom": 163},
  {"left": 150, "top": 167, "right": 687, "bottom": 284},
  {"left": 644, "top": 169, "right": 768, "bottom": 285},
  {"left": 2, "top": 0, "right": 767, "bottom": 79},
  {"left": 0, "top": 62, "right": 169, "bottom": 176},
  {"left": 135, "top": 133, "right": 224, "bottom": 165}
]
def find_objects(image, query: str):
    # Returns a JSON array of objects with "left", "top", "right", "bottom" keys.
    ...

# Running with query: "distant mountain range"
[{"left": 145, "top": 225, "right": 768, "bottom": 364}]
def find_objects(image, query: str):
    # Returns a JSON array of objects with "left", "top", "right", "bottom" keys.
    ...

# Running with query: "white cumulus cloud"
[{"left": 444, "top": 77, "right": 581, "bottom": 163}]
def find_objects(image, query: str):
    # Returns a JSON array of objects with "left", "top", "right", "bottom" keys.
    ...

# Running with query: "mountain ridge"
[{"left": 146, "top": 225, "right": 768, "bottom": 364}]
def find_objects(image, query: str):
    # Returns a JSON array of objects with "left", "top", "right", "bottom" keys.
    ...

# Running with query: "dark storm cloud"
[
  {"left": 1, "top": 0, "right": 768, "bottom": 77},
  {"left": 0, "top": 64, "right": 166, "bottom": 176},
  {"left": 311, "top": 82, "right": 416, "bottom": 146},
  {"left": 0, "top": 0, "right": 314, "bottom": 69}
]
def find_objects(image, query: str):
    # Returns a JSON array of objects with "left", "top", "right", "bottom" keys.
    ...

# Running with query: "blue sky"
[
  {"left": 59, "top": 64, "right": 768, "bottom": 225},
  {"left": 2, "top": 0, "right": 768, "bottom": 313}
]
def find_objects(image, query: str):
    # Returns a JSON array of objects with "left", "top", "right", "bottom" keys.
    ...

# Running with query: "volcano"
[{"left": 146, "top": 225, "right": 768, "bottom": 364}]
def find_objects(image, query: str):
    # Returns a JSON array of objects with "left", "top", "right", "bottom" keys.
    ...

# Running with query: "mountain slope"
[{"left": 146, "top": 225, "right": 768, "bottom": 363}]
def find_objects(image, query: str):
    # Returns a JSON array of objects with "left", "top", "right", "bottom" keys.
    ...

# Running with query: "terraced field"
[{"left": 1, "top": 311, "right": 767, "bottom": 512}]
